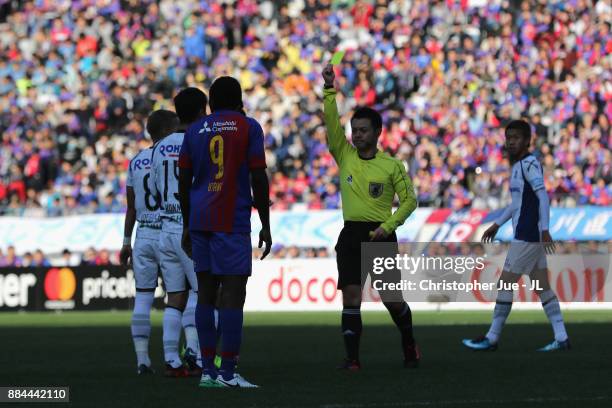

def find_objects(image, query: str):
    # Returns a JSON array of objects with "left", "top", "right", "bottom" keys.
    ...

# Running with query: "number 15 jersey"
[
  {"left": 151, "top": 132, "right": 186, "bottom": 234},
  {"left": 178, "top": 110, "right": 266, "bottom": 233}
]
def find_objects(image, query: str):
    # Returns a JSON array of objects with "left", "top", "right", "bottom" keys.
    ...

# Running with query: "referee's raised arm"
[{"left": 322, "top": 64, "right": 354, "bottom": 164}]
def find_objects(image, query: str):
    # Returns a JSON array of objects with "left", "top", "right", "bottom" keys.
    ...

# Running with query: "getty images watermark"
[{"left": 360, "top": 242, "right": 612, "bottom": 303}]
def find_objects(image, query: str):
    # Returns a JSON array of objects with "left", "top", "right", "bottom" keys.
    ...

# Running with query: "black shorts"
[{"left": 335, "top": 221, "right": 398, "bottom": 290}]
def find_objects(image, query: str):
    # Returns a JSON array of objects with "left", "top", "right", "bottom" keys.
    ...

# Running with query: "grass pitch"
[{"left": 0, "top": 310, "right": 611, "bottom": 408}]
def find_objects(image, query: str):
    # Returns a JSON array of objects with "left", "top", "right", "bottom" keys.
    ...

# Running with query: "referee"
[{"left": 322, "top": 64, "right": 419, "bottom": 369}]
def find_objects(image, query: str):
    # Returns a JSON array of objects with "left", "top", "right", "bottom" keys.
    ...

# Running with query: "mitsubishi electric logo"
[
  {"left": 199, "top": 120, "right": 237, "bottom": 133},
  {"left": 199, "top": 121, "right": 212, "bottom": 133}
]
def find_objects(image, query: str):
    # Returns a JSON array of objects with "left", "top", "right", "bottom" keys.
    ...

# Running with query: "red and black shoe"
[
  {"left": 184, "top": 348, "right": 203, "bottom": 377},
  {"left": 164, "top": 363, "right": 189, "bottom": 378},
  {"left": 403, "top": 343, "right": 420, "bottom": 368},
  {"left": 137, "top": 364, "right": 155, "bottom": 376},
  {"left": 186, "top": 364, "right": 202, "bottom": 377},
  {"left": 337, "top": 358, "right": 361, "bottom": 371}
]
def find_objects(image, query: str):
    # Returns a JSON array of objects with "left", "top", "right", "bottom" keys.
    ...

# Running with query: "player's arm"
[
  {"left": 523, "top": 159, "right": 554, "bottom": 252},
  {"left": 322, "top": 64, "right": 353, "bottom": 164},
  {"left": 494, "top": 205, "right": 513, "bottom": 227},
  {"left": 247, "top": 118, "right": 272, "bottom": 259},
  {"left": 251, "top": 168, "right": 271, "bottom": 259},
  {"left": 178, "top": 135, "right": 193, "bottom": 257},
  {"left": 120, "top": 185, "right": 136, "bottom": 267},
  {"left": 149, "top": 143, "right": 161, "bottom": 199},
  {"left": 178, "top": 168, "right": 192, "bottom": 229},
  {"left": 536, "top": 188, "right": 554, "bottom": 253},
  {"left": 482, "top": 205, "right": 512, "bottom": 243},
  {"left": 376, "top": 162, "right": 417, "bottom": 238}
]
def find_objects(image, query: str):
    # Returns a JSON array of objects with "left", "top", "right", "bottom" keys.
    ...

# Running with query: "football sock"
[
  {"left": 539, "top": 290, "right": 568, "bottom": 342},
  {"left": 215, "top": 308, "right": 221, "bottom": 342},
  {"left": 342, "top": 306, "right": 362, "bottom": 361},
  {"left": 196, "top": 303, "right": 218, "bottom": 377},
  {"left": 163, "top": 306, "right": 183, "bottom": 368},
  {"left": 486, "top": 290, "right": 513, "bottom": 344},
  {"left": 219, "top": 308, "right": 243, "bottom": 381},
  {"left": 182, "top": 290, "right": 201, "bottom": 364},
  {"left": 389, "top": 302, "right": 415, "bottom": 355},
  {"left": 131, "top": 291, "right": 154, "bottom": 367}
]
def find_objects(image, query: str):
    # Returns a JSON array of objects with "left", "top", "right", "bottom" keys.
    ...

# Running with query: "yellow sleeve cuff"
[{"left": 380, "top": 222, "right": 395, "bottom": 235}]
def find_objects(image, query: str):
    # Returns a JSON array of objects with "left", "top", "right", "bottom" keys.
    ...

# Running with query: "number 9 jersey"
[
  {"left": 126, "top": 148, "right": 161, "bottom": 239},
  {"left": 150, "top": 132, "right": 186, "bottom": 234},
  {"left": 178, "top": 111, "right": 266, "bottom": 233}
]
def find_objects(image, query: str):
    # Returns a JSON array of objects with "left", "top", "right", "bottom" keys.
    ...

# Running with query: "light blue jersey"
[
  {"left": 150, "top": 132, "right": 185, "bottom": 234},
  {"left": 497, "top": 154, "right": 549, "bottom": 242}
]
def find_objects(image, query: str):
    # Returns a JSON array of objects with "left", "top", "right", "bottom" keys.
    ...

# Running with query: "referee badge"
[{"left": 369, "top": 182, "right": 384, "bottom": 198}]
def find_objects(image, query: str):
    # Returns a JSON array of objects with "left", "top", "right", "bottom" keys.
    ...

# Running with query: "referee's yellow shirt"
[{"left": 323, "top": 87, "right": 417, "bottom": 234}]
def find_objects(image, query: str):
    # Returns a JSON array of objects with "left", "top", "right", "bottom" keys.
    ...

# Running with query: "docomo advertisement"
[
  {"left": 247, "top": 259, "right": 390, "bottom": 311},
  {"left": 248, "top": 259, "right": 344, "bottom": 311},
  {"left": 244, "top": 257, "right": 612, "bottom": 311}
]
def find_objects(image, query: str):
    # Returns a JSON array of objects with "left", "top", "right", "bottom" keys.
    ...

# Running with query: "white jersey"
[
  {"left": 507, "top": 154, "right": 546, "bottom": 242},
  {"left": 150, "top": 132, "right": 185, "bottom": 234},
  {"left": 126, "top": 148, "right": 161, "bottom": 240}
]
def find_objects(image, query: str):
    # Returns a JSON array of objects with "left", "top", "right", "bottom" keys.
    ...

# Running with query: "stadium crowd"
[
  {"left": 0, "top": 245, "right": 332, "bottom": 266},
  {"left": 1, "top": 241, "right": 610, "bottom": 267},
  {"left": 0, "top": 0, "right": 610, "bottom": 219}
]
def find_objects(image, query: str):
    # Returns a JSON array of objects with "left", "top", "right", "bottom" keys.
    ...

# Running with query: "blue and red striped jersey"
[{"left": 178, "top": 110, "right": 266, "bottom": 233}]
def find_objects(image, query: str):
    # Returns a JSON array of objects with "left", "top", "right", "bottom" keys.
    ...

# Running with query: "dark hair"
[
  {"left": 505, "top": 119, "right": 531, "bottom": 141},
  {"left": 352, "top": 107, "right": 382, "bottom": 130},
  {"left": 209, "top": 76, "right": 243, "bottom": 112},
  {"left": 173, "top": 87, "right": 207, "bottom": 123},
  {"left": 146, "top": 109, "right": 178, "bottom": 142}
]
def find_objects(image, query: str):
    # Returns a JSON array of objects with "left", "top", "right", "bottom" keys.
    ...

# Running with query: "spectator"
[
  {"left": 31, "top": 249, "right": 51, "bottom": 267},
  {"left": 316, "top": 247, "right": 330, "bottom": 258},
  {"left": 80, "top": 247, "right": 97, "bottom": 265},
  {"left": 3, "top": 245, "right": 21, "bottom": 267},
  {"left": 286, "top": 246, "right": 301, "bottom": 258},
  {"left": 95, "top": 249, "right": 112, "bottom": 266},
  {"left": 57, "top": 248, "right": 79, "bottom": 267},
  {"left": 21, "top": 251, "right": 33, "bottom": 267},
  {"left": 0, "top": 0, "right": 609, "bottom": 218}
]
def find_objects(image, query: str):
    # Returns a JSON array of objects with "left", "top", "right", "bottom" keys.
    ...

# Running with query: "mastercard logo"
[{"left": 44, "top": 268, "right": 76, "bottom": 301}]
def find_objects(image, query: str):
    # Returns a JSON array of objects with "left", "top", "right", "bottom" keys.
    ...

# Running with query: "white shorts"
[
  {"left": 503, "top": 241, "right": 547, "bottom": 275},
  {"left": 133, "top": 237, "right": 160, "bottom": 290},
  {"left": 159, "top": 231, "right": 198, "bottom": 293}
]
